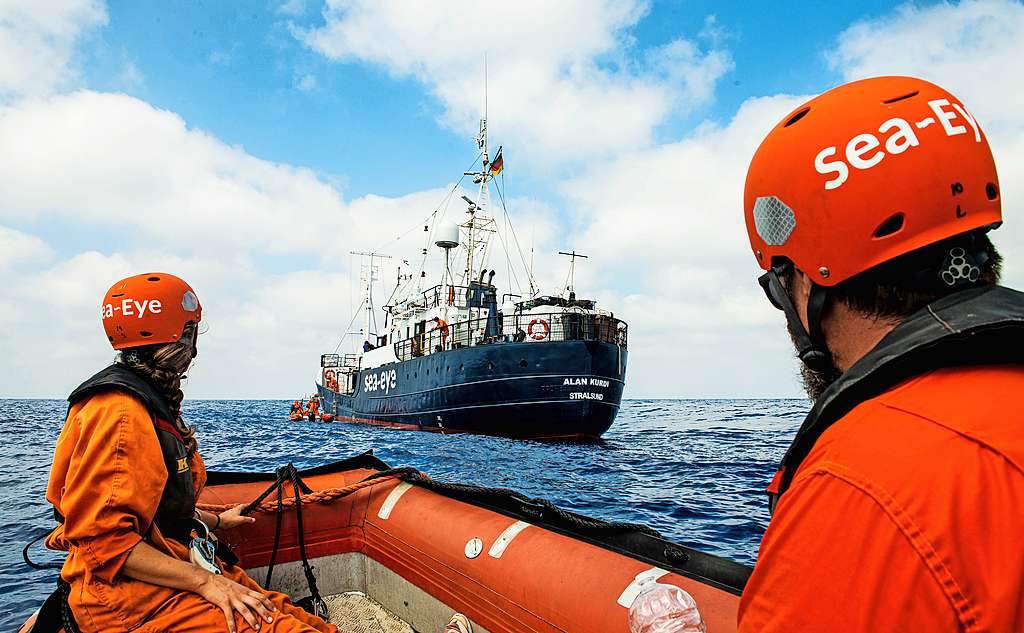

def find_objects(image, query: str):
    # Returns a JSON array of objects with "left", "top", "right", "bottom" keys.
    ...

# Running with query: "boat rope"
[
  {"left": 200, "top": 464, "right": 658, "bottom": 539},
  {"left": 195, "top": 467, "right": 416, "bottom": 514},
  {"left": 22, "top": 530, "right": 64, "bottom": 570},
  {"left": 197, "top": 463, "right": 667, "bottom": 620}
]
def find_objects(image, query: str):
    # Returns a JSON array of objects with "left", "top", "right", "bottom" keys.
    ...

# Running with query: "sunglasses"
[{"left": 758, "top": 263, "right": 793, "bottom": 311}]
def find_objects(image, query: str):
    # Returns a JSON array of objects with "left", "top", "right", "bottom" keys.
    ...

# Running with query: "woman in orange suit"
[{"left": 45, "top": 273, "right": 337, "bottom": 633}]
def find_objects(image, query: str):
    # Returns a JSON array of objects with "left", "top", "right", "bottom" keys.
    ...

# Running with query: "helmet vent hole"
[
  {"left": 986, "top": 182, "right": 999, "bottom": 200},
  {"left": 139, "top": 331, "right": 153, "bottom": 337},
  {"left": 883, "top": 90, "right": 919, "bottom": 104},
  {"left": 784, "top": 107, "right": 810, "bottom": 127},
  {"left": 873, "top": 213, "right": 905, "bottom": 238},
  {"left": 111, "top": 292, "right": 124, "bottom": 298},
  {"left": 147, "top": 276, "right": 161, "bottom": 282}
]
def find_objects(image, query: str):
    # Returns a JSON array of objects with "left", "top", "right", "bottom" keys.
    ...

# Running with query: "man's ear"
[
  {"left": 789, "top": 268, "right": 811, "bottom": 302},
  {"left": 791, "top": 268, "right": 813, "bottom": 330}
]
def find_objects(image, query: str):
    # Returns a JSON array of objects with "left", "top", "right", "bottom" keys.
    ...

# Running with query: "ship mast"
[
  {"left": 559, "top": 250, "right": 588, "bottom": 297},
  {"left": 351, "top": 250, "right": 391, "bottom": 348},
  {"left": 461, "top": 117, "right": 497, "bottom": 287}
]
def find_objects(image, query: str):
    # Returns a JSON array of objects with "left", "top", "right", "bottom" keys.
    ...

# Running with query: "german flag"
[{"left": 489, "top": 147, "right": 504, "bottom": 176}]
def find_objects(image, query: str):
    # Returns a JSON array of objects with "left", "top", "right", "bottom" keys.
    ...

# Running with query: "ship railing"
[
  {"left": 321, "top": 353, "right": 361, "bottom": 368},
  {"left": 392, "top": 312, "right": 627, "bottom": 362},
  {"left": 421, "top": 284, "right": 471, "bottom": 310}
]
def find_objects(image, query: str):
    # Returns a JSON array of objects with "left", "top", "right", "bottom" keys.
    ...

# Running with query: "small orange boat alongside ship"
[{"left": 20, "top": 453, "right": 750, "bottom": 632}]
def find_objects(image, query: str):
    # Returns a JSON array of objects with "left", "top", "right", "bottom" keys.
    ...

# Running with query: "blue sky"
[
  {"left": 75, "top": 1, "right": 902, "bottom": 199},
  {"left": 2, "top": 0, "right": 1023, "bottom": 398}
]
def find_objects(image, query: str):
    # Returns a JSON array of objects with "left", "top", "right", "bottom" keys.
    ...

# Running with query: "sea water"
[{"left": 0, "top": 398, "right": 804, "bottom": 629}]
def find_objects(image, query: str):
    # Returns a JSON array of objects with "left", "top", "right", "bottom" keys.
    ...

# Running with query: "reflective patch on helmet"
[
  {"left": 753, "top": 196, "right": 797, "bottom": 246},
  {"left": 182, "top": 291, "right": 199, "bottom": 312}
]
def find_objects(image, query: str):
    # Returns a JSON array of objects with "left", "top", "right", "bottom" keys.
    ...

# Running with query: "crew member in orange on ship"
[
  {"left": 737, "top": 77, "right": 1024, "bottom": 631},
  {"left": 431, "top": 316, "right": 449, "bottom": 351},
  {"left": 44, "top": 273, "right": 338, "bottom": 633}
]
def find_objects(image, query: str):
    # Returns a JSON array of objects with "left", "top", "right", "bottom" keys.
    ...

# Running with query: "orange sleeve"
[
  {"left": 738, "top": 467, "right": 960, "bottom": 632},
  {"left": 47, "top": 392, "right": 169, "bottom": 583}
]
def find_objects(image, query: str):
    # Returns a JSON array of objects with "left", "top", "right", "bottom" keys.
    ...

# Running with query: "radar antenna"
[{"left": 558, "top": 250, "right": 588, "bottom": 296}]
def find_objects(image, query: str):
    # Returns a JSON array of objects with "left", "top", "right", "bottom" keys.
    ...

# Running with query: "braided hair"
[{"left": 119, "top": 322, "right": 199, "bottom": 454}]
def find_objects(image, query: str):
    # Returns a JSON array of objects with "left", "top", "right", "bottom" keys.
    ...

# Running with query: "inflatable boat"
[{"left": 20, "top": 452, "right": 751, "bottom": 632}]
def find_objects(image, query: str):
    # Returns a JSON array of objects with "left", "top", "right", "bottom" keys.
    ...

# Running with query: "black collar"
[
  {"left": 68, "top": 363, "right": 177, "bottom": 422},
  {"left": 776, "top": 285, "right": 1024, "bottom": 497}
]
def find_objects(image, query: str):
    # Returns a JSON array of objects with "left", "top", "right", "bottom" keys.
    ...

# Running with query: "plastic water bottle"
[{"left": 628, "top": 576, "right": 706, "bottom": 633}]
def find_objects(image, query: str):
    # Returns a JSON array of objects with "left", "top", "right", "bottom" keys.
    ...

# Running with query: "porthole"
[{"left": 519, "top": 359, "right": 528, "bottom": 368}]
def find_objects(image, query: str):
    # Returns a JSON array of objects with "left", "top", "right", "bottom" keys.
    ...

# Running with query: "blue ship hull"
[{"left": 316, "top": 340, "right": 627, "bottom": 440}]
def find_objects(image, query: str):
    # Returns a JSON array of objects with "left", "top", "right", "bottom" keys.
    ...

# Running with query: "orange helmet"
[
  {"left": 745, "top": 76, "right": 1001, "bottom": 286},
  {"left": 102, "top": 273, "right": 202, "bottom": 350}
]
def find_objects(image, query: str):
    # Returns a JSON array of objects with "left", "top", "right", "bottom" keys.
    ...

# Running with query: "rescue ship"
[
  {"left": 315, "top": 116, "right": 628, "bottom": 440},
  {"left": 21, "top": 454, "right": 751, "bottom": 632}
]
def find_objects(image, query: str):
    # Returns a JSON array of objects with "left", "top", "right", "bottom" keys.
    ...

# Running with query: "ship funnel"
[{"left": 435, "top": 221, "right": 460, "bottom": 250}]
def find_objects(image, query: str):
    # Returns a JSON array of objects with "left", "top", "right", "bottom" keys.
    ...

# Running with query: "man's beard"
[{"left": 788, "top": 322, "right": 843, "bottom": 401}]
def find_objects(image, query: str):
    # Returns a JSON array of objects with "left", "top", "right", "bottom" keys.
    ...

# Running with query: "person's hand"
[
  {"left": 195, "top": 571, "right": 276, "bottom": 633},
  {"left": 217, "top": 503, "right": 257, "bottom": 531}
]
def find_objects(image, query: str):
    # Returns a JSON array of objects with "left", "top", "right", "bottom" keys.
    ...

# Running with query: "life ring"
[
  {"left": 527, "top": 318, "right": 550, "bottom": 341},
  {"left": 324, "top": 369, "right": 336, "bottom": 382}
]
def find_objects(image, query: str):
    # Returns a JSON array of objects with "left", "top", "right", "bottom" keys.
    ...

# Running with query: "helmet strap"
[
  {"left": 799, "top": 284, "right": 833, "bottom": 373},
  {"left": 759, "top": 264, "right": 834, "bottom": 372}
]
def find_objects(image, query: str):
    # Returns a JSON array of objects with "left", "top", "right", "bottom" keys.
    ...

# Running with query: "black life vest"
[
  {"left": 768, "top": 285, "right": 1024, "bottom": 514},
  {"left": 65, "top": 364, "right": 197, "bottom": 543}
]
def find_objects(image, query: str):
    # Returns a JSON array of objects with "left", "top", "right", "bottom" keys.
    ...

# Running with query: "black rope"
[
  {"left": 258, "top": 464, "right": 327, "bottom": 622},
  {"left": 290, "top": 467, "right": 328, "bottom": 621},
  {"left": 263, "top": 467, "right": 288, "bottom": 590},
  {"left": 22, "top": 530, "right": 64, "bottom": 571}
]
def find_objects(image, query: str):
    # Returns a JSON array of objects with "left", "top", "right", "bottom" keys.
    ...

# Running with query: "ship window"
[
  {"left": 426, "top": 368, "right": 430, "bottom": 375},
  {"left": 487, "top": 361, "right": 494, "bottom": 371},
  {"left": 519, "top": 359, "right": 528, "bottom": 368},
  {"left": 446, "top": 365, "right": 450, "bottom": 372},
  {"left": 414, "top": 372, "right": 417, "bottom": 378},
  {"left": 459, "top": 363, "right": 464, "bottom": 372}
]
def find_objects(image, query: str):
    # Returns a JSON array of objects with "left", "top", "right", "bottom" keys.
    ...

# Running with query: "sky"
[{"left": 2, "top": 0, "right": 1023, "bottom": 399}]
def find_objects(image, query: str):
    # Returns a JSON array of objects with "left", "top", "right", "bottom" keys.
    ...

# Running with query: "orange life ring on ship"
[
  {"left": 324, "top": 369, "right": 336, "bottom": 382},
  {"left": 528, "top": 318, "right": 550, "bottom": 340}
]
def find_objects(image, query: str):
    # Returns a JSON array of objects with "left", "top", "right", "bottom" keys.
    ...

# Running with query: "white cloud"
[
  {"left": 0, "top": 0, "right": 106, "bottom": 100},
  {"left": 0, "top": 225, "right": 53, "bottom": 270},
  {"left": 829, "top": 0, "right": 1024, "bottom": 285},
  {"left": 557, "top": 0, "right": 1024, "bottom": 397},
  {"left": 0, "top": 88, "right": 557, "bottom": 397},
  {"left": 558, "top": 95, "right": 809, "bottom": 397},
  {"left": 5, "top": 0, "right": 1024, "bottom": 402},
  {"left": 0, "top": 91, "right": 349, "bottom": 256},
  {"left": 299, "top": 1, "right": 731, "bottom": 167}
]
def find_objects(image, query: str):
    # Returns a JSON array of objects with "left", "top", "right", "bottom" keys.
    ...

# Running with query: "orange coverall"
[
  {"left": 45, "top": 391, "right": 338, "bottom": 633},
  {"left": 739, "top": 365, "right": 1024, "bottom": 631}
]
